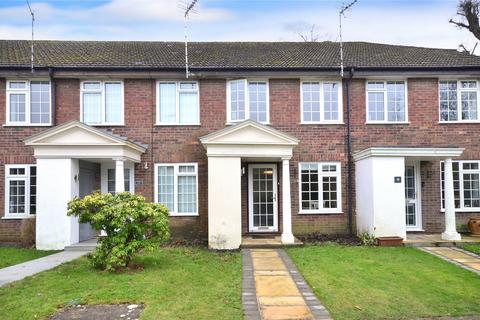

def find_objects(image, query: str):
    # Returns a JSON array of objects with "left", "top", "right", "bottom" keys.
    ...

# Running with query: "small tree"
[
  {"left": 450, "top": 0, "right": 480, "bottom": 53},
  {"left": 68, "top": 191, "right": 170, "bottom": 272}
]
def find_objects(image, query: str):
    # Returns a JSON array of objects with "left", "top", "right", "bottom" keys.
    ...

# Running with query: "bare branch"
[{"left": 450, "top": 0, "right": 480, "bottom": 41}]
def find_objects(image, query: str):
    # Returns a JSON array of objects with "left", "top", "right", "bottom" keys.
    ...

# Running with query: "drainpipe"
[
  {"left": 345, "top": 67, "right": 355, "bottom": 236},
  {"left": 49, "top": 67, "right": 56, "bottom": 126}
]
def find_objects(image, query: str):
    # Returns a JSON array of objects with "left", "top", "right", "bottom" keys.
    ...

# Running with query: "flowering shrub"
[{"left": 68, "top": 191, "right": 170, "bottom": 271}]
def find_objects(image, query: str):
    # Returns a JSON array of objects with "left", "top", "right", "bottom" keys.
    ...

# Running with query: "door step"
[{"left": 241, "top": 236, "right": 303, "bottom": 248}]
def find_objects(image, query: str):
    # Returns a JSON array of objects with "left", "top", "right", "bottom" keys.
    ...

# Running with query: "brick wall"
[{"left": 1, "top": 76, "right": 479, "bottom": 244}]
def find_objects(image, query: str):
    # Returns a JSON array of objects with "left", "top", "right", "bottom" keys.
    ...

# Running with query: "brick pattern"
[{"left": 1, "top": 76, "right": 479, "bottom": 243}]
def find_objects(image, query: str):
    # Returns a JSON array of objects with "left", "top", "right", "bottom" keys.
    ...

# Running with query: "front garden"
[{"left": 0, "top": 247, "right": 58, "bottom": 269}]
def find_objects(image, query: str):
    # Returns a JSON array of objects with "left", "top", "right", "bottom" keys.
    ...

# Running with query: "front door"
[
  {"left": 248, "top": 164, "right": 278, "bottom": 232},
  {"left": 405, "top": 163, "right": 422, "bottom": 230}
]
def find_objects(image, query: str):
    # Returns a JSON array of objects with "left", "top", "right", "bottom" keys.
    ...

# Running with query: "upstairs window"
[
  {"left": 441, "top": 160, "right": 480, "bottom": 211},
  {"left": 6, "top": 80, "right": 51, "bottom": 125},
  {"left": 439, "top": 80, "right": 479, "bottom": 122},
  {"left": 5, "top": 165, "right": 36, "bottom": 217},
  {"left": 157, "top": 81, "right": 199, "bottom": 125},
  {"left": 299, "top": 162, "right": 342, "bottom": 214},
  {"left": 227, "top": 79, "right": 269, "bottom": 123},
  {"left": 366, "top": 81, "right": 407, "bottom": 123},
  {"left": 81, "top": 81, "right": 123, "bottom": 125},
  {"left": 301, "top": 81, "right": 342, "bottom": 123}
]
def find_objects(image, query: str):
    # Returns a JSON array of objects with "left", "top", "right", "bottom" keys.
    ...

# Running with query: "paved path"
[
  {"left": 242, "top": 248, "right": 331, "bottom": 320},
  {"left": 0, "top": 250, "right": 89, "bottom": 286},
  {"left": 420, "top": 247, "right": 480, "bottom": 275}
]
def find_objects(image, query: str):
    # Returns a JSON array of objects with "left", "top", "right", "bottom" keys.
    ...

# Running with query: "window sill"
[
  {"left": 438, "top": 121, "right": 480, "bottom": 124},
  {"left": 86, "top": 123, "right": 125, "bottom": 127},
  {"left": 1, "top": 215, "right": 35, "bottom": 220},
  {"left": 155, "top": 123, "right": 201, "bottom": 127},
  {"left": 440, "top": 208, "right": 480, "bottom": 213},
  {"left": 226, "top": 121, "right": 270, "bottom": 126},
  {"left": 3, "top": 124, "right": 52, "bottom": 127},
  {"left": 298, "top": 211, "right": 343, "bottom": 215},
  {"left": 365, "top": 121, "right": 410, "bottom": 125},
  {"left": 169, "top": 213, "right": 199, "bottom": 217},
  {"left": 300, "top": 122, "right": 344, "bottom": 125}
]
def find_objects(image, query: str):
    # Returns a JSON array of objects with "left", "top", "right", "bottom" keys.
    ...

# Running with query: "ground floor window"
[
  {"left": 5, "top": 164, "right": 36, "bottom": 217},
  {"left": 106, "top": 168, "right": 131, "bottom": 194},
  {"left": 299, "top": 162, "right": 341, "bottom": 214},
  {"left": 155, "top": 163, "right": 198, "bottom": 216},
  {"left": 441, "top": 160, "right": 480, "bottom": 210}
]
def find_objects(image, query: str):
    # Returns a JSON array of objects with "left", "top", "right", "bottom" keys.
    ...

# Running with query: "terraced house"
[{"left": 0, "top": 40, "right": 479, "bottom": 250}]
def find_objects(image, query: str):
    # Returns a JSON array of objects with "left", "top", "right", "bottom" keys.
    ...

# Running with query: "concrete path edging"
[
  {"left": 0, "top": 250, "right": 89, "bottom": 287},
  {"left": 242, "top": 248, "right": 332, "bottom": 320}
]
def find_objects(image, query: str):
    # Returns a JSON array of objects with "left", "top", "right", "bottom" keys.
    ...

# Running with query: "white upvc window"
[
  {"left": 156, "top": 81, "right": 199, "bottom": 125},
  {"left": 299, "top": 162, "right": 342, "bottom": 214},
  {"left": 439, "top": 80, "right": 480, "bottom": 122},
  {"left": 301, "top": 81, "right": 343, "bottom": 124},
  {"left": 6, "top": 80, "right": 51, "bottom": 126},
  {"left": 80, "top": 80, "right": 124, "bottom": 125},
  {"left": 154, "top": 163, "right": 198, "bottom": 216},
  {"left": 441, "top": 160, "right": 480, "bottom": 211},
  {"left": 366, "top": 80, "right": 408, "bottom": 123},
  {"left": 227, "top": 79, "right": 269, "bottom": 123},
  {"left": 4, "top": 165, "right": 36, "bottom": 218}
]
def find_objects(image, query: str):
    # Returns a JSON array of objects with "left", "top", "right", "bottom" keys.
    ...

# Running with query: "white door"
[
  {"left": 405, "top": 163, "right": 422, "bottom": 230},
  {"left": 248, "top": 164, "right": 278, "bottom": 232}
]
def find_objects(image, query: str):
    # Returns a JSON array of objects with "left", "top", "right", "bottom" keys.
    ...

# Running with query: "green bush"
[
  {"left": 67, "top": 191, "right": 170, "bottom": 272},
  {"left": 359, "top": 232, "right": 377, "bottom": 246}
]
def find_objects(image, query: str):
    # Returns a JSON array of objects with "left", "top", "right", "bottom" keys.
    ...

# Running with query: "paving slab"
[
  {"left": 0, "top": 250, "right": 89, "bottom": 286},
  {"left": 420, "top": 247, "right": 480, "bottom": 275}
]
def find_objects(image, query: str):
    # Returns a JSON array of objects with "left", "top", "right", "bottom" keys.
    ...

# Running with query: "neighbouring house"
[{"left": 0, "top": 40, "right": 479, "bottom": 250}]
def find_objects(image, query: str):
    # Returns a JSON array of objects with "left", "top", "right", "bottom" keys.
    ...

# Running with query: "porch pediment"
[
  {"left": 200, "top": 120, "right": 299, "bottom": 146},
  {"left": 24, "top": 121, "right": 147, "bottom": 162}
]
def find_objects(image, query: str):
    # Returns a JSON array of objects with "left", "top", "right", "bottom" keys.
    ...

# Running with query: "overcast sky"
[{"left": 0, "top": 0, "right": 476, "bottom": 50}]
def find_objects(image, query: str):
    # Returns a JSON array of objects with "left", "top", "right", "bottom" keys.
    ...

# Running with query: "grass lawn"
[
  {"left": 287, "top": 244, "right": 480, "bottom": 320},
  {"left": 460, "top": 243, "right": 480, "bottom": 255},
  {"left": 0, "top": 247, "right": 58, "bottom": 269},
  {"left": 0, "top": 247, "right": 242, "bottom": 320}
]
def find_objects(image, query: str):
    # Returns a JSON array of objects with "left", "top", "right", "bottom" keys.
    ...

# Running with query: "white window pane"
[
  {"left": 248, "top": 82, "right": 267, "bottom": 122},
  {"left": 30, "top": 81, "right": 50, "bottom": 124},
  {"left": 302, "top": 82, "right": 321, "bottom": 122},
  {"left": 179, "top": 165, "right": 195, "bottom": 173},
  {"left": 9, "top": 94, "right": 26, "bottom": 122},
  {"left": 82, "top": 92, "right": 102, "bottom": 124},
  {"left": 158, "top": 166, "right": 174, "bottom": 211},
  {"left": 179, "top": 92, "right": 198, "bottom": 124},
  {"left": 386, "top": 81, "right": 405, "bottom": 122},
  {"left": 83, "top": 82, "right": 101, "bottom": 90},
  {"left": 230, "top": 80, "right": 246, "bottom": 121},
  {"left": 439, "top": 81, "right": 458, "bottom": 122},
  {"left": 159, "top": 83, "right": 176, "bottom": 123},
  {"left": 105, "top": 82, "right": 122, "bottom": 123},
  {"left": 9, "top": 180, "right": 26, "bottom": 214},
  {"left": 323, "top": 82, "right": 339, "bottom": 121},
  {"left": 9, "top": 82, "right": 27, "bottom": 89},
  {"left": 368, "top": 92, "right": 384, "bottom": 121},
  {"left": 178, "top": 175, "right": 196, "bottom": 213},
  {"left": 461, "top": 80, "right": 477, "bottom": 89},
  {"left": 461, "top": 91, "right": 478, "bottom": 120},
  {"left": 179, "top": 82, "right": 197, "bottom": 90},
  {"left": 367, "top": 82, "right": 384, "bottom": 90}
]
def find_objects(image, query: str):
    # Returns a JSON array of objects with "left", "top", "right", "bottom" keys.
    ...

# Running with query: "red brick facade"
[{"left": 0, "top": 76, "right": 478, "bottom": 244}]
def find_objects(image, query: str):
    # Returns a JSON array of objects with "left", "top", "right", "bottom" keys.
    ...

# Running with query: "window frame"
[
  {"left": 154, "top": 163, "right": 199, "bottom": 216},
  {"left": 226, "top": 79, "right": 270, "bottom": 124},
  {"left": 300, "top": 80, "right": 343, "bottom": 124},
  {"left": 80, "top": 80, "right": 124, "bottom": 126},
  {"left": 4, "top": 164, "right": 36, "bottom": 219},
  {"left": 156, "top": 80, "right": 200, "bottom": 125},
  {"left": 440, "top": 160, "right": 480, "bottom": 212},
  {"left": 298, "top": 161, "right": 342, "bottom": 215},
  {"left": 365, "top": 80, "right": 409, "bottom": 124},
  {"left": 6, "top": 80, "right": 52, "bottom": 126},
  {"left": 438, "top": 79, "right": 480, "bottom": 123}
]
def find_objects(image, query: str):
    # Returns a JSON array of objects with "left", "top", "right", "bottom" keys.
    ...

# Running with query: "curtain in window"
[
  {"left": 230, "top": 80, "right": 246, "bottom": 121},
  {"left": 248, "top": 82, "right": 267, "bottom": 122},
  {"left": 159, "top": 83, "right": 177, "bottom": 123},
  {"left": 30, "top": 81, "right": 51, "bottom": 124},
  {"left": 179, "top": 92, "right": 198, "bottom": 124},
  {"left": 10, "top": 94, "right": 26, "bottom": 122},
  {"left": 105, "top": 82, "right": 122, "bottom": 123},
  {"left": 158, "top": 166, "right": 174, "bottom": 211},
  {"left": 83, "top": 92, "right": 102, "bottom": 124}
]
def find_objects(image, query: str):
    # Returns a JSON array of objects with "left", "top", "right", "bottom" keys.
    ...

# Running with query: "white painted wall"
[
  {"left": 208, "top": 156, "right": 242, "bottom": 250},
  {"left": 36, "top": 158, "right": 80, "bottom": 250},
  {"left": 355, "top": 156, "right": 406, "bottom": 239}
]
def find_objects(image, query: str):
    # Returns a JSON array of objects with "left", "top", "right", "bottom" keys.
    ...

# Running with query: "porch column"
[
  {"left": 442, "top": 157, "right": 461, "bottom": 241},
  {"left": 281, "top": 158, "right": 294, "bottom": 244},
  {"left": 114, "top": 158, "right": 125, "bottom": 193}
]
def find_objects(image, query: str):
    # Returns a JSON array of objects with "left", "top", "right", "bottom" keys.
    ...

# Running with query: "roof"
[{"left": 1, "top": 40, "right": 480, "bottom": 70}]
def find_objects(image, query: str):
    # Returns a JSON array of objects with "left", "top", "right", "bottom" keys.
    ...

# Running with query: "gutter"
[{"left": 345, "top": 67, "right": 355, "bottom": 236}]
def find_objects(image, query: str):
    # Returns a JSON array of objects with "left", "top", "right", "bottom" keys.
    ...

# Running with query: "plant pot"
[
  {"left": 377, "top": 236, "right": 404, "bottom": 247},
  {"left": 468, "top": 217, "right": 480, "bottom": 236}
]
